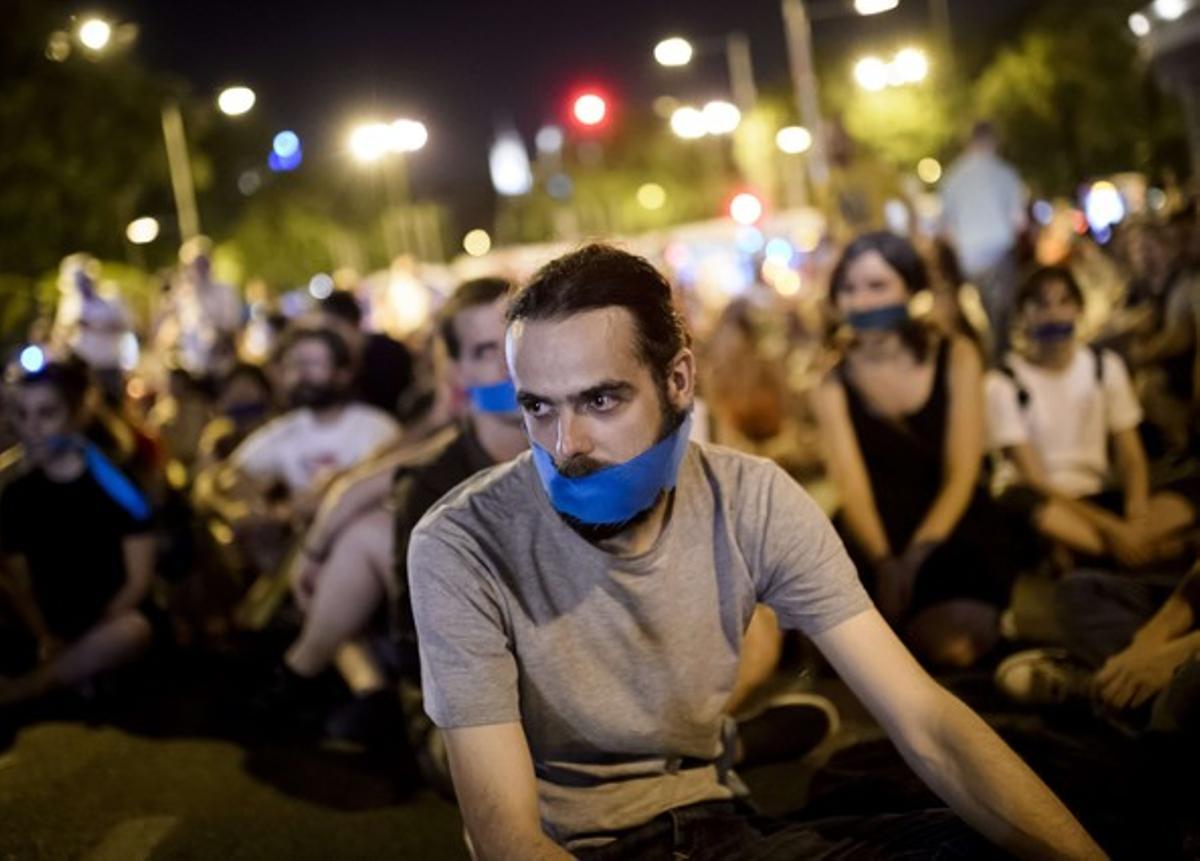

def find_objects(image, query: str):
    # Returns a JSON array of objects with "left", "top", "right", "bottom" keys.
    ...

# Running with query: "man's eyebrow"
[{"left": 516, "top": 380, "right": 634, "bottom": 407}]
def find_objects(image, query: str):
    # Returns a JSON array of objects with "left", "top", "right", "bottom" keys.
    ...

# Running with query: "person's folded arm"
[
  {"left": 444, "top": 723, "right": 572, "bottom": 861},
  {"left": 813, "top": 609, "right": 1106, "bottom": 859}
]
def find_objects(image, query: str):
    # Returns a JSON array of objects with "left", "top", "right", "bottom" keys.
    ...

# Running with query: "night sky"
[{"left": 105, "top": 0, "right": 1035, "bottom": 226}]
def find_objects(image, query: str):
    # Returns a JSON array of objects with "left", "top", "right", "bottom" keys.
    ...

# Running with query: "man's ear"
[{"left": 665, "top": 348, "right": 696, "bottom": 411}]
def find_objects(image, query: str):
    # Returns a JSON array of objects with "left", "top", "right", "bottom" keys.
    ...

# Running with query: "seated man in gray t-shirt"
[{"left": 408, "top": 245, "right": 1102, "bottom": 859}]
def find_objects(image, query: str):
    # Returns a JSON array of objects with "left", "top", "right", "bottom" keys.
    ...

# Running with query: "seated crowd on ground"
[{"left": 1, "top": 183, "right": 1198, "bottom": 857}]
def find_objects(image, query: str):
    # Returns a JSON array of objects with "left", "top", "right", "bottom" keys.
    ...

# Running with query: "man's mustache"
[{"left": 556, "top": 454, "right": 611, "bottom": 478}]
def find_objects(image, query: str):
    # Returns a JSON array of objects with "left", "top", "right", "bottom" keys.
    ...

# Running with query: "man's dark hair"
[
  {"left": 506, "top": 244, "right": 691, "bottom": 387},
  {"left": 319, "top": 290, "right": 363, "bottom": 328},
  {"left": 970, "top": 120, "right": 996, "bottom": 144},
  {"left": 272, "top": 326, "right": 353, "bottom": 369},
  {"left": 438, "top": 277, "right": 512, "bottom": 360},
  {"left": 221, "top": 361, "right": 272, "bottom": 397},
  {"left": 8, "top": 357, "right": 91, "bottom": 416},
  {"left": 1016, "top": 265, "right": 1084, "bottom": 311}
]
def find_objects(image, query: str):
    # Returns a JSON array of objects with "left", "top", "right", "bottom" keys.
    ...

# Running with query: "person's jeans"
[
  {"left": 1056, "top": 569, "right": 1200, "bottom": 737},
  {"left": 574, "top": 800, "right": 993, "bottom": 860}
]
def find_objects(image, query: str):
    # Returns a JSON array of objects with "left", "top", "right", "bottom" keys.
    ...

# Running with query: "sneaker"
[
  {"left": 994, "top": 647, "right": 1092, "bottom": 706},
  {"left": 735, "top": 691, "right": 839, "bottom": 769}
]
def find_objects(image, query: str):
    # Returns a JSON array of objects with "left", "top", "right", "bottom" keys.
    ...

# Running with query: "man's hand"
[
  {"left": 1094, "top": 640, "right": 1186, "bottom": 711},
  {"left": 1103, "top": 521, "right": 1156, "bottom": 569},
  {"left": 874, "top": 543, "right": 935, "bottom": 624}
]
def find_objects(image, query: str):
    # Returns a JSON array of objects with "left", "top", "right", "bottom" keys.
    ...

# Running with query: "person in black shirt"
[
  {"left": 319, "top": 289, "right": 414, "bottom": 415},
  {"left": 0, "top": 358, "right": 155, "bottom": 706}
]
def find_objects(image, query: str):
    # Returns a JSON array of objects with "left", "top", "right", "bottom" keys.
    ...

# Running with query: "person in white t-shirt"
[
  {"left": 986, "top": 266, "right": 1196, "bottom": 568},
  {"left": 199, "top": 328, "right": 400, "bottom": 577}
]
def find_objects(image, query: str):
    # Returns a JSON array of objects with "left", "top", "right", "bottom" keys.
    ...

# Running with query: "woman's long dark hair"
[{"left": 829, "top": 231, "right": 936, "bottom": 362}]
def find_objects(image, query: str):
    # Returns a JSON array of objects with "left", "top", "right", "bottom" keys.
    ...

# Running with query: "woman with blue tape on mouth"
[
  {"left": 0, "top": 353, "right": 157, "bottom": 707},
  {"left": 811, "top": 231, "right": 1019, "bottom": 668}
]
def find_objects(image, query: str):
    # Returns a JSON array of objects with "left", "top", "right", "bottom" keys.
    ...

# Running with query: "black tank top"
[{"left": 841, "top": 338, "right": 951, "bottom": 549}]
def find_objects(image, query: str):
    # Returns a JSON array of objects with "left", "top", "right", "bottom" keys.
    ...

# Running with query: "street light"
[
  {"left": 854, "top": 0, "right": 900, "bottom": 14},
  {"left": 572, "top": 93, "right": 608, "bottom": 127},
  {"left": 77, "top": 17, "right": 112, "bottom": 51},
  {"left": 854, "top": 49, "right": 929, "bottom": 90},
  {"left": 892, "top": 48, "right": 929, "bottom": 83},
  {"left": 348, "top": 118, "right": 428, "bottom": 163},
  {"left": 637, "top": 183, "right": 667, "bottom": 210},
  {"left": 670, "top": 106, "right": 707, "bottom": 139},
  {"left": 701, "top": 100, "right": 741, "bottom": 135},
  {"left": 1153, "top": 0, "right": 1188, "bottom": 21},
  {"left": 729, "top": 192, "right": 764, "bottom": 225},
  {"left": 217, "top": 86, "right": 256, "bottom": 117},
  {"left": 1128, "top": 12, "right": 1152, "bottom": 35},
  {"left": 654, "top": 37, "right": 694, "bottom": 67},
  {"left": 854, "top": 57, "right": 889, "bottom": 91},
  {"left": 775, "top": 125, "right": 813, "bottom": 154},
  {"left": 125, "top": 216, "right": 159, "bottom": 244},
  {"left": 463, "top": 229, "right": 492, "bottom": 257}
]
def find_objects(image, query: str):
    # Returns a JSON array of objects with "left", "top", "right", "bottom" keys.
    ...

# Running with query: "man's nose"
[{"left": 555, "top": 411, "right": 591, "bottom": 460}]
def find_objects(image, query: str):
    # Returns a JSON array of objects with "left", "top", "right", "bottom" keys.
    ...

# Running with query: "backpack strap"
[{"left": 998, "top": 361, "right": 1030, "bottom": 409}]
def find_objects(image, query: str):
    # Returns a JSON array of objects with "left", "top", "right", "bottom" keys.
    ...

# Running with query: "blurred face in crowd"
[
  {"left": 219, "top": 372, "right": 272, "bottom": 428},
  {"left": 280, "top": 336, "right": 348, "bottom": 410},
  {"left": 833, "top": 249, "right": 910, "bottom": 318},
  {"left": 9, "top": 382, "right": 75, "bottom": 466},
  {"left": 452, "top": 296, "right": 510, "bottom": 396},
  {"left": 507, "top": 307, "right": 692, "bottom": 477},
  {"left": 1021, "top": 276, "right": 1081, "bottom": 333}
]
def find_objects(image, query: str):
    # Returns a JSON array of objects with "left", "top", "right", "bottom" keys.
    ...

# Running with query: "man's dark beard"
[{"left": 553, "top": 396, "right": 688, "bottom": 543}]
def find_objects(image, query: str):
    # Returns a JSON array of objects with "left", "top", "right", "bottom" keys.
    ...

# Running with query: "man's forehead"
[{"left": 507, "top": 307, "right": 643, "bottom": 390}]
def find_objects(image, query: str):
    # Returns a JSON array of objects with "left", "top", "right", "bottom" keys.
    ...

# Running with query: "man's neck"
[
  {"left": 41, "top": 449, "right": 87, "bottom": 483},
  {"left": 471, "top": 412, "right": 527, "bottom": 464},
  {"left": 308, "top": 403, "right": 347, "bottom": 424},
  {"left": 1028, "top": 341, "right": 1076, "bottom": 371},
  {"left": 594, "top": 492, "right": 672, "bottom": 558}
]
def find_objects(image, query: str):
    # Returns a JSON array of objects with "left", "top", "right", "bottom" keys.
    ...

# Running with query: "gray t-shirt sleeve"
[
  {"left": 750, "top": 463, "right": 872, "bottom": 635},
  {"left": 408, "top": 522, "right": 521, "bottom": 728}
]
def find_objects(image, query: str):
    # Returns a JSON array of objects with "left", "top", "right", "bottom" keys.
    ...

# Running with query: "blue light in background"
[
  {"left": 19, "top": 345, "right": 46, "bottom": 373},
  {"left": 764, "top": 237, "right": 794, "bottom": 262},
  {"left": 273, "top": 130, "right": 300, "bottom": 158},
  {"left": 268, "top": 148, "right": 302, "bottom": 172},
  {"left": 734, "top": 227, "right": 764, "bottom": 254}
]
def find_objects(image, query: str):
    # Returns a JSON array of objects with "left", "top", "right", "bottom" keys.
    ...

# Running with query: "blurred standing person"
[
  {"left": 51, "top": 254, "right": 131, "bottom": 405},
  {"left": 940, "top": 122, "right": 1028, "bottom": 362},
  {"left": 826, "top": 119, "right": 909, "bottom": 241},
  {"left": 317, "top": 290, "right": 415, "bottom": 416},
  {"left": 813, "top": 233, "right": 1017, "bottom": 667},
  {"left": 158, "top": 237, "right": 242, "bottom": 385}
]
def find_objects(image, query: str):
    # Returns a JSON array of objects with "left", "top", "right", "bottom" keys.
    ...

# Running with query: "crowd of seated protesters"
[{"left": 0, "top": 205, "right": 1196, "bottom": 845}]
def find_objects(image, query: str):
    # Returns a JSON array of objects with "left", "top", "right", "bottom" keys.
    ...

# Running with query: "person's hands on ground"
[{"left": 1094, "top": 641, "right": 1184, "bottom": 711}]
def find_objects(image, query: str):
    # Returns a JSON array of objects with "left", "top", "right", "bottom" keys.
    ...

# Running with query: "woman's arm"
[
  {"left": 811, "top": 377, "right": 891, "bottom": 563},
  {"left": 910, "top": 337, "right": 985, "bottom": 547}
]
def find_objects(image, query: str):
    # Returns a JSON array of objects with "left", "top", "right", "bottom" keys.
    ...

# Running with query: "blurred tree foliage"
[{"left": 972, "top": 0, "right": 1187, "bottom": 194}]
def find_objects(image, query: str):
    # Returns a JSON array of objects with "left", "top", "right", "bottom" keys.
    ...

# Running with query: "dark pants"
[
  {"left": 575, "top": 801, "right": 994, "bottom": 860},
  {"left": 970, "top": 253, "right": 1018, "bottom": 365},
  {"left": 1056, "top": 569, "right": 1200, "bottom": 736}
]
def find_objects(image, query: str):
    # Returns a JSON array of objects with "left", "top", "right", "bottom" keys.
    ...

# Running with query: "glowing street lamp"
[
  {"left": 349, "top": 122, "right": 392, "bottom": 163},
  {"left": 125, "top": 216, "right": 159, "bottom": 245},
  {"left": 701, "top": 100, "right": 741, "bottom": 135},
  {"left": 854, "top": 57, "right": 889, "bottom": 91},
  {"left": 1128, "top": 12, "right": 1152, "bottom": 36},
  {"left": 636, "top": 183, "right": 667, "bottom": 210},
  {"left": 670, "top": 106, "right": 707, "bottom": 139},
  {"left": 217, "top": 86, "right": 256, "bottom": 117},
  {"left": 892, "top": 48, "right": 929, "bottom": 83},
  {"left": 78, "top": 17, "right": 112, "bottom": 51},
  {"left": 654, "top": 36, "right": 694, "bottom": 67},
  {"left": 463, "top": 229, "right": 492, "bottom": 257},
  {"left": 1153, "top": 0, "right": 1188, "bottom": 21},
  {"left": 729, "top": 192, "right": 764, "bottom": 225},
  {"left": 775, "top": 125, "right": 813, "bottom": 154},
  {"left": 854, "top": 0, "right": 900, "bottom": 14}
]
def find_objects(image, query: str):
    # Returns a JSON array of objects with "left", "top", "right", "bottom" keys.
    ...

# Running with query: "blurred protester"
[
  {"left": 997, "top": 564, "right": 1199, "bottom": 743},
  {"left": 939, "top": 122, "right": 1028, "bottom": 362},
  {"left": 923, "top": 238, "right": 988, "bottom": 350},
  {"left": 318, "top": 290, "right": 415, "bottom": 416},
  {"left": 986, "top": 266, "right": 1197, "bottom": 570},
  {"left": 0, "top": 360, "right": 155, "bottom": 706},
  {"left": 194, "top": 362, "right": 275, "bottom": 471},
  {"left": 155, "top": 237, "right": 243, "bottom": 384},
  {"left": 826, "top": 119, "right": 908, "bottom": 241},
  {"left": 147, "top": 366, "right": 212, "bottom": 473},
  {"left": 196, "top": 328, "right": 399, "bottom": 575},
  {"left": 408, "top": 244, "right": 1101, "bottom": 859},
  {"left": 263, "top": 278, "right": 526, "bottom": 762},
  {"left": 1119, "top": 222, "right": 1200, "bottom": 453},
  {"left": 51, "top": 253, "right": 131, "bottom": 405},
  {"left": 813, "top": 232, "right": 1016, "bottom": 667}
]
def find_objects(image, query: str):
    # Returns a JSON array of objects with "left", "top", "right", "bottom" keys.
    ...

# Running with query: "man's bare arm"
[
  {"left": 814, "top": 609, "right": 1105, "bottom": 859},
  {"left": 443, "top": 723, "right": 571, "bottom": 861}
]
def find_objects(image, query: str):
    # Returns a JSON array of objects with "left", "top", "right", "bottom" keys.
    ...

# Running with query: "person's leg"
[
  {"left": 1055, "top": 570, "right": 1162, "bottom": 668},
  {"left": 905, "top": 600, "right": 1000, "bottom": 668},
  {"left": 0, "top": 610, "right": 152, "bottom": 705},
  {"left": 726, "top": 604, "right": 782, "bottom": 717},
  {"left": 285, "top": 509, "right": 393, "bottom": 681}
]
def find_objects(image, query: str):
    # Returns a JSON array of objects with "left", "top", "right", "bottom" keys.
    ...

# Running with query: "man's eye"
[
  {"left": 524, "top": 400, "right": 551, "bottom": 418},
  {"left": 590, "top": 394, "right": 616, "bottom": 411}
]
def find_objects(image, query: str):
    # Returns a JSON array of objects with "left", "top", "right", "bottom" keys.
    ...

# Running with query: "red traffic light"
[{"left": 568, "top": 87, "right": 611, "bottom": 131}]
